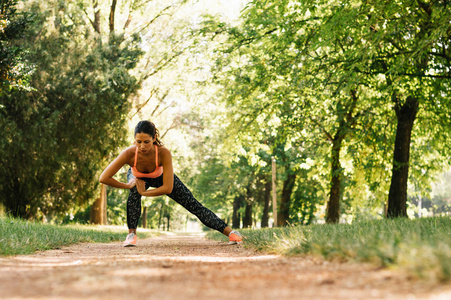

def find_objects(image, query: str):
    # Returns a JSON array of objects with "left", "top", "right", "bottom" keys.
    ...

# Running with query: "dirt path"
[{"left": 0, "top": 233, "right": 450, "bottom": 300}]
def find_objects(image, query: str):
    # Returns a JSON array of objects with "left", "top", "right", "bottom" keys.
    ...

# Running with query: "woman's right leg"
[
  {"left": 123, "top": 169, "right": 143, "bottom": 246},
  {"left": 126, "top": 169, "right": 142, "bottom": 231},
  {"left": 126, "top": 187, "right": 142, "bottom": 230}
]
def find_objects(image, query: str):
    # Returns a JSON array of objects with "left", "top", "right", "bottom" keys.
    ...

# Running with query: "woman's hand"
[
  {"left": 136, "top": 179, "right": 146, "bottom": 194},
  {"left": 127, "top": 178, "right": 137, "bottom": 189}
]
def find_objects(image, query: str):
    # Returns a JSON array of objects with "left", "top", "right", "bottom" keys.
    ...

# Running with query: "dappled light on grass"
[
  {"left": 0, "top": 217, "right": 155, "bottom": 256},
  {"left": 206, "top": 217, "right": 451, "bottom": 282}
]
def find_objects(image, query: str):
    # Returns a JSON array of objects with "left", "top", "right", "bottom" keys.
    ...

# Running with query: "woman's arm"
[
  {"left": 99, "top": 149, "right": 136, "bottom": 189},
  {"left": 136, "top": 147, "right": 174, "bottom": 196}
]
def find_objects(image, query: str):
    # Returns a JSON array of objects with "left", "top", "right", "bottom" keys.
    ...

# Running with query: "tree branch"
[
  {"left": 135, "top": 5, "right": 172, "bottom": 35},
  {"left": 82, "top": 8, "right": 96, "bottom": 32},
  {"left": 309, "top": 116, "right": 333, "bottom": 142},
  {"left": 129, "top": 88, "right": 158, "bottom": 120},
  {"left": 140, "top": 48, "right": 186, "bottom": 82}
]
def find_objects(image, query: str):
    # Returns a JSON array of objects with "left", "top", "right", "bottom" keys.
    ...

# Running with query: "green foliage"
[
  {"left": 105, "top": 174, "right": 129, "bottom": 226},
  {"left": 0, "top": 0, "right": 33, "bottom": 94},
  {"left": 0, "top": 1, "right": 144, "bottom": 219},
  {"left": 197, "top": 0, "right": 451, "bottom": 224},
  {"left": 0, "top": 216, "right": 155, "bottom": 256},
  {"left": 207, "top": 217, "right": 451, "bottom": 282},
  {"left": 200, "top": 0, "right": 379, "bottom": 223},
  {"left": 289, "top": 171, "right": 323, "bottom": 225},
  {"left": 1, "top": 0, "right": 450, "bottom": 228}
]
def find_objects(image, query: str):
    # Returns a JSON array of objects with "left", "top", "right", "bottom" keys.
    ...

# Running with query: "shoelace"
[{"left": 230, "top": 230, "right": 242, "bottom": 237}]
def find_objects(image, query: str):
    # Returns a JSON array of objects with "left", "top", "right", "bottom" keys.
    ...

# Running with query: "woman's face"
[{"left": 135, "top": 133, "right": 154, "bottom": 153}]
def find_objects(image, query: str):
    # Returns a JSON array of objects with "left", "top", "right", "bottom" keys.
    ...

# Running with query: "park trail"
[{"left": 0, "top": 233, "right": 451, "bottom": 300}]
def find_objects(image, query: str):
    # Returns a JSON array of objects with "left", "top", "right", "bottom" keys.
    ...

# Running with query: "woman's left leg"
[
  {"left": 145, "top": 174, "right": 228, "bottom": 233},
  {"left": 145, "top": 174, "right": 242, "bottom": 243},
  {"left": 167, "top": 175, "right": 228, "bottom": 233}
]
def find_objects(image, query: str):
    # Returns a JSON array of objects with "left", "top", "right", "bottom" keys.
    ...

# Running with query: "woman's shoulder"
[
  {"left": 121, "top": 145, "right": 137, "bottom": 158},
  {"left": 157, "top": 145, "right": 172, "bottom": 158}
]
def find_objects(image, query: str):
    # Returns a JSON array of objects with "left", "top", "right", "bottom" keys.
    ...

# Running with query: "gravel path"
[{"left": 0, "top": 233, "right": 450, "bottom": 300}]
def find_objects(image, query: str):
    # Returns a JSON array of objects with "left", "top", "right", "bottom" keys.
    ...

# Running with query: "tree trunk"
[
  {"left": 387, "top": 96, "right": 419, "bottom": 218},
  {"left": 243, "top": 202, "right": 253, "bottom": 228},
  {"left": 103, "top": 184, "right": 107, "bottom": 225},
  {"left": 261, "top": 180, "right": 271, "bottom": 228},
  {"left": 90, "top": 184, "right": 107, "bottom": 225},
  {"left": 277, "top": 173, "right": 296, "bottom": 226},
  {"left": 109, "top": 0, "right": 117, "bottom": 33},
  {"left": 90, "top": 198, "right": 101, "bottom": 224},
  {"left": 324, "top": 90, "right": 359, "bottom": 223},
  {"left": 6, "top": 176, "right": 28, "bottom": 219},
  {"left": 158, "top": 203, "right": 164, "bottom": 229},
  {"left": 243, "top": 201, "right": 253, "bottom": 228},
  {"left": 242, "top": 186, "right": 254, "bottom": 228},
  {"left": 142, "top": 206, "right": 147, "bottom": 228},
  {"left": 232, "top": 195, "right": 243, "bottom": 229},
  {"left": 326, "top": 138, "right": 343, "bottom": 223},
  {"left": 92, "top": 0, "right": 101, "bottom": 34}
]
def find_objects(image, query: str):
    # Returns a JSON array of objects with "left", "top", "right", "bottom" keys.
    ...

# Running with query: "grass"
[
  {"left": 207, "top": 217, "right": 451, "bottom": 282},
  {"left": 0, "top": 216, "right": 155, "bottom": 256}
]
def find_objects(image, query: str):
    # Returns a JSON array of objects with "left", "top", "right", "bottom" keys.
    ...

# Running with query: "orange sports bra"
[{"left": 131, "top": 145, "right": 163, "bottom": 178}]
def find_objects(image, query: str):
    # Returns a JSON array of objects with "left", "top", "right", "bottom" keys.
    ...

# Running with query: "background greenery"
[{"left": 0, "top": 0, "right": 450, "bottom": 233}]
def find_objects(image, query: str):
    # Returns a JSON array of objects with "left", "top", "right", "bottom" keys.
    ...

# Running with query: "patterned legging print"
[{"left": 126, "top": 168, "right": 227, "bottom": 233}]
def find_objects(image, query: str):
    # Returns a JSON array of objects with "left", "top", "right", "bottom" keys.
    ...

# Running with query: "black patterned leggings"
[{"left": 126, "top": 168, "right": 228, "bottom": 233}]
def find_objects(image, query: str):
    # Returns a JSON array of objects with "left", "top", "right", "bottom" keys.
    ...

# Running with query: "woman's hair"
[{"left": 134, "top": 120, "right": 163, "bottom": 146}]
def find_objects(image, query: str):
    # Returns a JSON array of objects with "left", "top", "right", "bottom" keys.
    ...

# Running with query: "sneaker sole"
[{"left": 123, "top": 243, "right": 136, "bottom": 247}]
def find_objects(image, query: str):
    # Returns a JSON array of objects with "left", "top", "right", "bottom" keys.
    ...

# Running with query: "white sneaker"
[
  {"left": 123, "top": 233, "right": 137, "bottom": 247},
  {"left": 228, "top": 230, "right": 243, "bottom": 245}
]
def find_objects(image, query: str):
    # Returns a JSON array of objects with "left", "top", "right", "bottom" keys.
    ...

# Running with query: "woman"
[{"left": 99, "top": 120, "right": 243, "bottom": 247}]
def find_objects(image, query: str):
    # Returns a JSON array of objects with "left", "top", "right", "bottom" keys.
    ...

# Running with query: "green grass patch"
[
  {"left": 0, "top": 216, "right": 155, "bottom": 256},
  {"left": 207, "top": 217, "right": 451, "bottom": 282}
]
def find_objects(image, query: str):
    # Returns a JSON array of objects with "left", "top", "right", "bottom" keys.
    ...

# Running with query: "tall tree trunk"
[
  {"left": 326, "top": 138, "right": 343, "bottom": 223},
  {"left": 103, "top": 185, "right": 107, "bottom": 225},
  {"left": 6, "top": 176, "right": 27, "bottom": 218},
  {"left": 261, "top": 180, "right": 271, "bottom": 228},
  {"left": 243, "top": 186, "right": 254, "bottom": 228},
  {"left": 142, "top": 206, "right": 147, "bottom": 228},
  {"left": 232, "top": 195, "right": 243, "bottom": 229},
  {"left": 243, "top": 201, "right": 253, "bottom": 228},
  {"left": 109, "top": 0, "right": 117, "bottom": 33},
  {"left": 90, "top": 184, "right": 107, "bottom": 225},
  {"left": 325, "top": 90, "right": 359, "bottom": 224},
  {"left": 277, "top": 173, "right": 296, "bottom": 226},
  {"left": 92, "top": 0, "right": 101, "bottom": 34},
  {"left": 158, "top": 203, "right": 164, "bottom": 229},
  {"left": 387, "top": 96, "right": 419, "bottom": 218}
]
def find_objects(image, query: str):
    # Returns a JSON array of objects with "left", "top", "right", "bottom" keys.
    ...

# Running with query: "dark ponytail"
[{"left": 134, "top": 121, "right": 163, "bottom": 146}]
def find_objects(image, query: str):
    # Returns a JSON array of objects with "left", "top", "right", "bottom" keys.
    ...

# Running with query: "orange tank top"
[{"left": 131, "top": 145, "right": 163, "bottom": 178}]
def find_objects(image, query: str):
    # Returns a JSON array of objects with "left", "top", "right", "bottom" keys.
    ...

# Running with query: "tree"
[
  {"left": 200, "top": 0, "right": 451, "bottom": 224},
  {"left": 0, "top": 1, "right": 143, "bottom": 219},
  {"left": 363, "top": 0, "right": 451, "bottom": 218},
  {"left": 0, "top": 0, "right": 32, "bottom": 94},
  {"left": 325, "top": 0, "right": 451, "bottom": 218},
  {"left": 200, "top": 0, "right": 377, "bottom": 224}
]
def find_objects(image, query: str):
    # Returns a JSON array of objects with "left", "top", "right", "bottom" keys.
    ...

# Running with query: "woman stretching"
[{"left": 100, "top": 120, "right": 243, "bottom": 247}]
